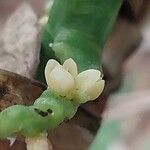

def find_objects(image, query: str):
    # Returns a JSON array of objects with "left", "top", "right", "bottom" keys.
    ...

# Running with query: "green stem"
[
  {"left": 36, "top": 0, "right": 122, "bottom": 81},
  {"left": 0, "top": 90, "right": 78, "bottom": 138}
]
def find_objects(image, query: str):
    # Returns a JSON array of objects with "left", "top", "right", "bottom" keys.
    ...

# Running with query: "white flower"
[{"left": 45, "top": 58, "right": 105, "bottom": 103}]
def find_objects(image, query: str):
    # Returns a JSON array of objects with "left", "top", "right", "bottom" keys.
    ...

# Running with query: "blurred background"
[{"left": 0, "top": 0, "right": 150, "bottom": 150}]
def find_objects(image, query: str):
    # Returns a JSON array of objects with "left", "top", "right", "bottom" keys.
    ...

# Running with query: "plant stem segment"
[{"left": 37, "top": 0, "right": 122, "bottom": 81}]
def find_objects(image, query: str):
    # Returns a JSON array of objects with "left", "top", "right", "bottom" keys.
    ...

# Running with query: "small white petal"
[
  {"left": 75, "top": 69, "right": 104, "bottom": 103},
  {"left": 45, "top": 59, "right": 60, "bottom": 85},
  {"left": 75, "top": 80, "right": 105, "bottom": 103},
  {"left": 85, "top": 80, "right": 105, "bottom": 100},
  {"left": 47, "top": 66, "right": 75, "bottom": 99},
  {"left": 26, "top": 133, "right": 53, "bottom": 150},
  {"left": 77, "top": 69, "right": 101, "bottom": 91},
  {"left": 63, "top": 58, "right": 78, "bottom": 78}
]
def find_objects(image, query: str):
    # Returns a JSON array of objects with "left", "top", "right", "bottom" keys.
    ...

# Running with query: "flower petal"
[
  {"left": 75, "top": 80, "right": 105, "bottom": 103},
  {"left": 47, "top": 65, "right": 75, "bottom": 99},
  {"left": 77, "top": 69, "right": 101, "bottom": 91},
  {"left": 85, "top": 80, "right": 105, "bottom": 100},
  {"left": 25, "top": 133, "right": 52, "bottom": 150},
  {"left": 45, "top": 59, "right": 60, "bottom": 85},
  {"left": 63, "top": 58, "right": 78, "bottom": 78}
]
